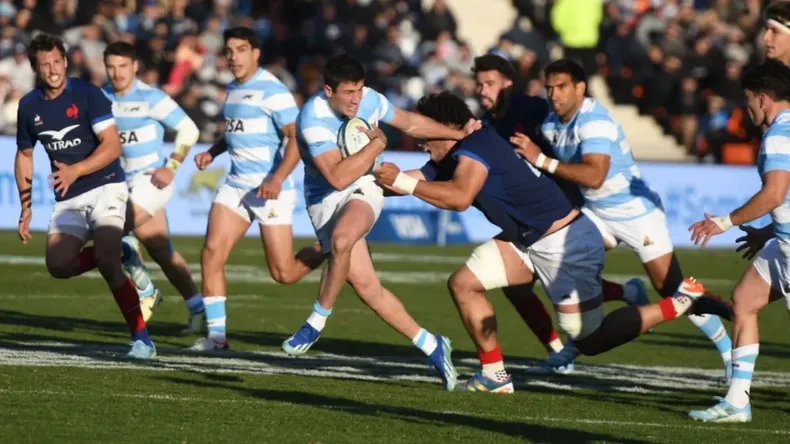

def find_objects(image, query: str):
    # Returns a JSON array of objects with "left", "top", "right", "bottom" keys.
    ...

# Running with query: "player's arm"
[
  {"left": 388, "top": 107, "right": 468, "bottom": 141},
  {"left": 306, "top": 121, "right": 385, "bottom": 190},
  {"left": 207, "top": 137, "right": 228, "bottom": 157},
  {"left": 376, "top": 155, "right": 486, "bottom": 211},
  {"left": 380, "top": 169, "right": 426, "bottom": 197},
  {"left": 15, "top": 108, "right": 35, "bottom": 211},
  {"left": 729, "top": 170, "right": 790, "bottom": 225},
  {"left": 543, "top": 153, "right": 610, "bottom": 189},
  {"left": 265, "top": 90, "right": 301, "bottom": 183},
  {"left": 149, "top": 91, "right": 200, "bottom": 170},
  {"left": 74, "top": 122, "right": 123, "bottom": 176}
]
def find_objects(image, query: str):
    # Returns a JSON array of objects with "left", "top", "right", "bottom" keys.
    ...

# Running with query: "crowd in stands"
[{"left": 0, "top": 0, "right": 780, "bottom": 163}]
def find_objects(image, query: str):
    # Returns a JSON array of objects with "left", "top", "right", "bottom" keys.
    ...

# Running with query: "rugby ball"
[{"left": 337, "top": 116, "right": 373, "bottom": 158}]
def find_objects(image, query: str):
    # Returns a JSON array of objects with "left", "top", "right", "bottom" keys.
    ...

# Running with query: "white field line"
[
  {"left": 0, "top": 388, "right": 787, "bottom": 436},
  {"left": 1, "top": 342, "right": 789, "bottom": 395},
  {"left": 0, "top": 343, "right": 789, "bottom": 435},
  {"left": 0, "top": 254, "right": 739, "bottom": 287}
]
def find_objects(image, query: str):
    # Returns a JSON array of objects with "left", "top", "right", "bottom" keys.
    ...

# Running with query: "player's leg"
[
  {"left": 253, "top": 189, "right": 326, "bottom": 284},
  {"left": 134, "top": 208, "right": 203, "bottom": 330},
  {"left": 282, "top": 188, "right": 378, "bottom": 355},
  {"left": 88, "top": 183, "right": 155, "bottom": 359},
  {"left": 45, "top": 197, "right": 98, "bottom": 279},
  {"left": 582, "top": 207, "right": 650, "bottom": 306},
  {"left": 623, "top": 210, "right": 733, "bottom": 381},
  {"left": 502, "top": 284, "right": 563, "bottom": 354},
  {"left": 689, "top": 247, "right": 780, "bottom": 423},
  {"left": 342, "top": 237, "right": 457, "bottom": 390},
  {"left": 119, "top": 175, "right": 171, "bottom": 312},
  {"left": 450, "top": 238, "right": 538, "bottom": 393},
  {"left": 190, "top": 186, "right": 252, "bottom": 351}
]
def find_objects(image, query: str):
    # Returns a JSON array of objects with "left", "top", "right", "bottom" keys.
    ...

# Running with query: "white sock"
[
  {"left": 724, "top": 344, "right": 759, "bottom": 408},
  {"left": 411, "top": 328, "right": 438, "bottom": 356},
  {"left": 482, "top": 360, "right": 508, "bottom": 382},
  {"left": 306, "top": 301, "right": 332, "bottom": 332},
  {"left": 548, "top": 337, "right": 563, "bottom": 354}
]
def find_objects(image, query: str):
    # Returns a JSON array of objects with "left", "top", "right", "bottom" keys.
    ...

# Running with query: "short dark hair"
[
  {"left": 223, "top": 26, "right": 260, "bottom": 49},
  {"left": 27, "top": 33, "right": 66, "bottom": 68},
  {"left": 104, "top": 41, "right": 137, "bottom": 61},
  {"left": 742, "top": 59, "right": 790, "bottom": 102},
  {"left": 766, "top": 1, "right": 790, "bottom": 26},
  {"left": 416, "top": 91, "right": 474, "bottom": 129},
  {"left": 471, "top": 54, "right": 515, "bottom": 80},
  {"left": 323, "top": 54, "right": 365, "bottom": 91},
  {"left": 544, "top": 58, "right": 587, "bottom": 84}
]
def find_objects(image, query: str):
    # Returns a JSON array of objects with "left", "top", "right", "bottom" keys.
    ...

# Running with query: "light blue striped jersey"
[
  {"left": 758, "top": 110, "right": 790, "bottom": 246},
  {"left": 102, "top": 80, "right": 190, "bottom": 180},
  {"left": 541, "top": 98, "right": 660, "bottom": 221},
  {"left": 297, "top": 87, "right": 395, "bottom": 205},
  {"left": 222, "top": 68, "right": 299, "bottom": 192}
]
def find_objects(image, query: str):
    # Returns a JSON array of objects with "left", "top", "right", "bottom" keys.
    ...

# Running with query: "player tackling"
[
  {"left": 281, "top": 54, "right": 478, "bottom": 390},
  {"left": 375, "top": 91, "right": 728, "bottom": 392},
  {"left": 102, "top": 41, "right": 203, "bottom": 327},
  {"left": 189, "top": 27, "right": 326, "bottom": 351},
  {"left": 15, "top": 33, "right": 155, "bottom": 358},
  {"left": 509, "top": 59, "right": 733, "bottom": 380},
  {"left": 688, "top": 59, "right": 790, "bottom": 423}
]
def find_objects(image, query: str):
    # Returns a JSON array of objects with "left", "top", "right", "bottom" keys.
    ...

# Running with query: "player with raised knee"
[
  {"left": 374, "top": 91, "right": 728, "bottom": 393},
  {"left": 15, "top": 33, "right": 155, "bottom": 358},
  {"left": 189, "top": 27, "right": 326, "bottom": 351},
  {"left": 509, "top": 59, "right": 734, "bottom": 381},
  {"left": 102, "top": 41, "right": 203, "bottom": 326},
  {"left": 688, "top": 59, "right": 790, "bottom": 423},
  {"left": 280, "top": 54, "right": 476, "bottom": 391},
  {"left": 472, "top": 54, "right": 649, "bottom": 374}
]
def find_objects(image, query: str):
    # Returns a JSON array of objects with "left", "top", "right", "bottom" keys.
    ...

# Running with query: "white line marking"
[{"left": 0, "top": 255, "right": 739, "bottom": 287}]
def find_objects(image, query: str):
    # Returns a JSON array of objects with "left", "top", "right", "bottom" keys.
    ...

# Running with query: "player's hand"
[
  {"left": 362, "top": 125, "right": 387, "bottom": 149},
  {"left": 462, "top": 118, "right": 482, "bottom": 136},
  {"left": 689, "top": 213, "right": 726, "bottom": 247},
  {"left": 146, "top": 167, "right": 175, "bottom": 189},
  {"left": 373, "top": 162, "right": 401, "bottom": 187},
  {"left": 257, "top": 175, "right": 282, "bottom": 199},
  {"left": 510, "top": 132, "right": 541, "bottom": 165},
  {"left": 18, "top": 208, "right": 32, "bottom": 244},
  {"left": 735, "top": 225, "right": 771, "bottom": 260},
  {"left": 194, "top": 152, "right": 214, "bottom": 170},
  {"left": 48, "top": 160, "right": 81, "bottom": 198}
]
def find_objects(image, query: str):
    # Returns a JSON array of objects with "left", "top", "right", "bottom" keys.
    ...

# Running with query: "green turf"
[{"left": 0, "top": 231, "right": 789, "bottom": 443}]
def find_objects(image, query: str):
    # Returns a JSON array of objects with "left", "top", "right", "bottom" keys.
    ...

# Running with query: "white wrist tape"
[
  {"left": 392, "top": 172, "right": 419, "bottom": 195},
  {"left": 535, "top": 152, "right": 559, "bottom": 173},
  {"left": 711, "top": 214, "right": 733, "bottom": 232}
]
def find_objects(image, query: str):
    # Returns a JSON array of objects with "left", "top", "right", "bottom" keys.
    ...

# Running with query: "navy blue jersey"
[
  {"left": 420, "top": 127, "right": 573, "bottom": 246},
  {"left": 483, "top": 93, "right": 583, "bottom": 207},
  {"left": 17, "top": 78, "right": 123, "bottom": 201}
]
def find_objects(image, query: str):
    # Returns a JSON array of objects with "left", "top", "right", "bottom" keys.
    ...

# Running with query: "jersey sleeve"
[
  {"left": 453, "top": 132, "right": 492, "bottom": 171},
  {"left": 15, "top": 103, "right": 35, "bottom": 150},
  {"left": 375, "top": 89, "right": 396, "bottom": 124},
  {"left": 300, "top": 116, "right": 338, "bottom": 158},
  {"left": 148, "top": 88, "right": 189, "bottom": 130},
  {"left": 419, "top": 160, "right": 439, "bottom": 181},
  {"left": 262, "top": 84, "right": 299, "bottom": 128},
  {"left": 577, "top": 114, "right": 618, "bottom": 156},
  {"left": 763, "top": 133, "right": 790, "bottom": 172},
  {"left": 87, "top": 84, "right": 116, "bottom": 136}
]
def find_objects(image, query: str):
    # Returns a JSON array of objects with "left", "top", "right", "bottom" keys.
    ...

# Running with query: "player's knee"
[
  {"left": 731, "top": 282, "right": 764, "bottom": 316},
  {"left": 201, "top": 240, "right": 228, "bottom": 268},
  {"left": 447, "top": 270, "right": 472, "bottom": 299},
  {"left": 46, "top": 260, "right": 74, "bottom": 279},
  {"left": 269, "top": 264, "right": 296, "bottom": 285},
  {"left": 330, "top": 231, "right": 356, "bottom": 256},
  {"left": 557, "top": 305, "right": 603, "bottom": 342},
  {"left": 349, "top": 273, "right": 382, "bottom": 301}
]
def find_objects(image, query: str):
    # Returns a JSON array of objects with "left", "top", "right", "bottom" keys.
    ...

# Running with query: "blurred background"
[{"left": 0, "top": 0, "right": 779, "bottom": 165}]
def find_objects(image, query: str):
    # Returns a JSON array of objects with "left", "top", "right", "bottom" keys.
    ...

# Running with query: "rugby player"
[
  {"left": 189, "top": 27, "right": 326, "bottom": 351},
  {"left": 688, "top": 59, "right": 790, "bottom": 423},
  {"left": 15, "top": 33, "right": 155, "bottom": 358},
  {"left": 510, "top": 59, "right": 734, "bottom": 381},
  {"left": 102, "top": 41, "right": 203, "bottom": 327},
  {"left": 375, "top": 91, "right": 728, "bottom": 392}
]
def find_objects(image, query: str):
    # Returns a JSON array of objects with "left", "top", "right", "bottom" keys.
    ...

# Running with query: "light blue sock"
[
  {"left": 204, "top": 296, "right": 227, "bottom": 343},
  {"left": 725, "top": 344, "right": 759, "bottom": 408},
  {"left": 689, "top": 314, "right": 732, "bottom": 361}
]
